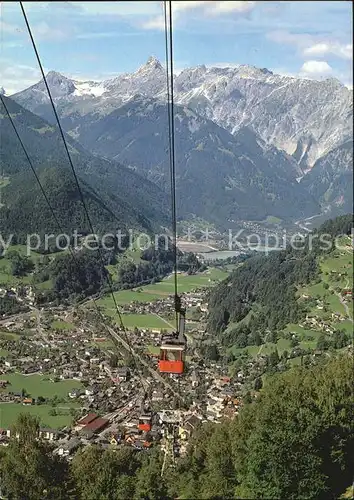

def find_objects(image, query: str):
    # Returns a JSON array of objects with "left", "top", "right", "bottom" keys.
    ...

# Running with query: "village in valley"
[
  {"left": 0, "top": 234, "right": 352, "bottom": 462},
  {"left": 0, "top": 264, "right": 247, "bottom": 460}
]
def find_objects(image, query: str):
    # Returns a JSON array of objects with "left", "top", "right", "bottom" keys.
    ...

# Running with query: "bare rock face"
[
  {"left": 11, "top": 58, "right": 353, "bottom": 222},
  {"left": 12, "top": 59, "right": 352, "bottom": 168}
]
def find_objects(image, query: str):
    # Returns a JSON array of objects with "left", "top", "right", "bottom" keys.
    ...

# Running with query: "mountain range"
[
  {"left": 0, "top": 95, "right": 170, "bottom": 243},
  {"left": 6, "top": 58, "right": 354, "bottom": 226}
]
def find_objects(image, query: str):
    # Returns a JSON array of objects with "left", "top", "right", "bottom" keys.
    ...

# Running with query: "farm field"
[
  {"left": 51, "top": 320, "right": 75, "bottom": 330},
  {"left": 147, "top": 344, "right": 160, "bottom": 355},
  {"left": 0, "top": 331, "right": 25, "bottom": 341},
  {"left": 89, "top": 339, "right": 115, "bottom": 350},
  {"left": 98, "top": 290, "right": 163, "bottom": 307},
  {"left": 118, "top": 314, "right": 173, "bottom": 331},
  {"left": 95, "top": 268, "right": 228, "bottom": 331},
  {"left": 231, "top": 325, "right": 324, "bottom": 359},
  {"left": 0, "top": 373, "right": 83, "bottom": 399},
  {"left": 0, "top": 403, "right": 76, "bottom": 428},
  {"left": 97, "top": 268, "right": 228, "bottom": 307}
]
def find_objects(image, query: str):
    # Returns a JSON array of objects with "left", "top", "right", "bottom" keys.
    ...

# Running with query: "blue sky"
[{"left": 1, "top": 1, "right": 352, "bottom": 94}]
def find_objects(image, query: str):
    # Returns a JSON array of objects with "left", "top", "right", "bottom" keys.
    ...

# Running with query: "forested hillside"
[
  {"left": 0, "top": 354, "right": 352, "bottom": 499},
  {"left": 61, "top": 97, "right": 319, "bottom": 226},
  {"left": 0, "top": 95, "right": 170, "bottom": 239},
  {"left": 300, "top": 140, "right": 353, "bottom": 215},
  {"left": 208, "top": 214, "right": 353, "bottom": 348}
]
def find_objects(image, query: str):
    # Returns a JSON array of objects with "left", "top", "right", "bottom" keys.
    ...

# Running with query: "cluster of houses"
[
  {"left": 0, "top": 285, "right": 35, "bottom": 307},
  {"left": 0, "top": 283, "right": 250, "bottom": 460},
  {"left": 119, "top": 290, "right": 207, "bottom": 317}
]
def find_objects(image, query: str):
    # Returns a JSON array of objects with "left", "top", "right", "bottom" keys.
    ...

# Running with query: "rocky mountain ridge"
[
  {"left": 7, "top": 57, "right": 353, "bottom": 225},
  {"left": 12, "top": 57, "right": 353, "bottom": 167}
]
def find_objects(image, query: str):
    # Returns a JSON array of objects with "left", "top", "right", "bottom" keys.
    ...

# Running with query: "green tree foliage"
[
  {"left": 0, "top": 295, "right": 23, "bottom": 315},
  {"left": 40, "top": 250, "right": 108, "bottom": 302},
  {"left": 6, "top": 250, "right": 35, "bottom": 276},
  {"left": 254, "top": 377, "right": 263, "bottom": 391},
  {"left": 0, "top": 356, "right": 352, "bottom": 498},
  {"left": 208, "top": 214, "right": 353, "bottom": 348},
  {"left": 134, "top": 449, "right": 168, "bottom": 499},
  {"left": 0, "top": 414, "right": 70, "bottom": 499},
  {"left": 200, "top": 343, "right": 220, "bottom": 361},
  {"left": 71, "top": 446, "right": 140, "bottom": 500},
  {"left": 232, "top": 354, "right": 353, "bottom": 499},
  {"left": 167, "top": 355, "right": 353, "bottom": 499}
]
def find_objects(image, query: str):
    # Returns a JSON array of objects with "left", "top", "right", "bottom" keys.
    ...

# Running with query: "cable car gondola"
[
  {"left": 138, "top": 412, "right": 152, "bottom": 432},
  {"left": 158, "top": 308, "right": 186, "bottom": 374}
]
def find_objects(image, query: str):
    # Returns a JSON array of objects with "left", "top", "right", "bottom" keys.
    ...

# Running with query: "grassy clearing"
[
  {"left": 0, "top": 403, "right": 76, "bottom": 429},
  {"left": 0, "top": 177, "right": 10, "bottom": 188},
  {"left": 0, "top": 331, "right": 23, "bottom": 341},
  {"left": 116, "top": 314, "right": 173, "bottom": 331},
  {"left": 97, "top": 290, "right": 163, "bottom": 307},
  {"left": 147, "top": 344, "right": 160, "bottom": 355},
  {"left": 265, "top": 215, "right": 282, "bottom": 224},
  {"left": 288, "top": 356, "right": 303, "bottom": 366},
  {"left": 89, "top": 340, "right": 115, "bottom": 350},
  {"left": 97, "top": 268, "right": 228, "bottom": 309},
  {"left": 338, "top": 320, "right": 354, "bottom": 335},
  {"left": 51, "top": 320, "right": 74, "bottom": 331},
  {"left": 96, "top": 268, "right": 228, "bottom": 331},
  {"left": 283, "top": 324, "right": 323, "bottom": 338},
  {"left": 0, "top": 373, "right": 83, "bottom": 399},
  {"left": 36, "top": 279, "right": 53, "bottom": 290}
]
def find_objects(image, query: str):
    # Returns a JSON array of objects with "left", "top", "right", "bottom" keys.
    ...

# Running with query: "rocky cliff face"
[
  {"left": 12, "top": 58, "right": 353, "bottom": 167},
  {"left": 10, "top": 58, "right": 352, "bottom": 224}
]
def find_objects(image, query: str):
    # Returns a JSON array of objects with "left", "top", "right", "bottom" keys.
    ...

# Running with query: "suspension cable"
[
  {"left": 163, "top": 1, "right": 180, "bottom": 329},
  {"left": 0, "top": 93, "right": 147, "bottom": 393},
  {"left": 18, "top": 3, "right": 147, "bottom": 391}
]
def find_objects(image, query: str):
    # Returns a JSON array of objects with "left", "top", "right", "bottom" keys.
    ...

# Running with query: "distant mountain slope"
[
  {"left": 300, "top": 140, "right": 353, "bottom": 216},
  {"left": 12, "top": 58, "right": 352, "bottom": 168},
  {"left": 64, "top": 97, "right": 318, "bottom": 226},
  {"left": 207, "top": 213, "right": 353, "bottom": 344},
  {"left": 10, "top": 59, "right": 352, "bottom": 225},
  {"left": 0, "top": 96, "right": 170, "bottom": 240},
  {"left": 175, "top": 66, "right": 352, "bottom": 167}
]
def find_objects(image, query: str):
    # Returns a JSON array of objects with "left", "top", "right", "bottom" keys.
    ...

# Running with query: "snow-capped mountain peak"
[
  {"left": 11, "top": 60, "right": 353, "bottom": 167},
  {"left": 142, "top": 55, "right": 163, "bottom": 71},
  {"left": 45, "top": 70, "right": 69, "bottom": 83}
]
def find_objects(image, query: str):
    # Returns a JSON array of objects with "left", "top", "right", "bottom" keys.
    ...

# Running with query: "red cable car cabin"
[
  {"left": 158, "top": 309, "right": 186, "bottom": 374},
  {"left": 138, "top": 413, "right": 152, "bottom": 432},
  {"left": 159, "top": 338, "right": 185, "bottom": 374}
]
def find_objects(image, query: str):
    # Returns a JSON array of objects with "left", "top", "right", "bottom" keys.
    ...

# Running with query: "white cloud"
[
  {"left": 141, "top": 15, "right": 165, "bottom": 31},
  {"left": 33, "top": 21, "right": 68, "bottom": 41},
  {"left": 267, "top": 30, "right": 352, "bottom": 62},
  {"left": 76, "top": 31, "right": 145, "bottom": 40},
  {"left": 141, "top": 1, "right": 256, "bottom": 30},
  {"left": 173, "top": 1, "right": 209, "bottom": 13},
  {"left": 207, "top": 1, "right": 256, "bottom": 15},
  {"left": 74, "top": 1, "right": 160, "bottom": 17},
  {"left": 272, "top": 65, "right": 352, "bottom": 88},
  {"left": 303, "top": 42, "right": 352, "bottom": 60},
  {"left": 300, "top": 60, "right": 333, "bottom": 75},
  {"left": 0, "top": 59, "right": 44, "bottom": 95},
  {"left": 0, "top": 19, "right": 23, "bottom": 35}
]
